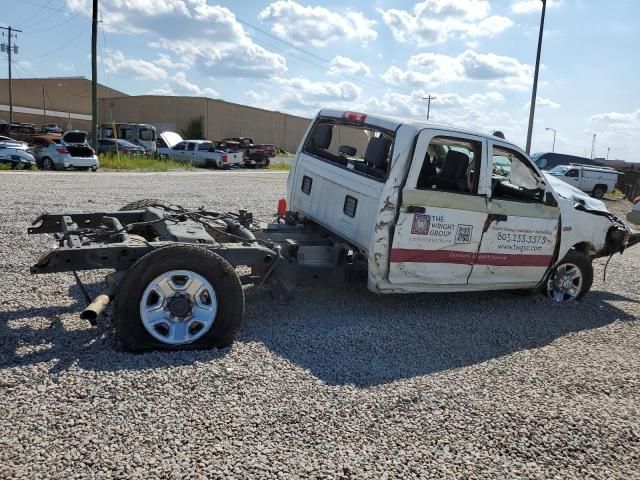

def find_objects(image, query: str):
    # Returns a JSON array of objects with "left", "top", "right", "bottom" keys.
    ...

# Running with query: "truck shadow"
[
  {"left": 1, "top": 282, "right": 636, "bottom": 384},
  {"left": 240, "top": 285, "right": 637, "bottom": 387}
]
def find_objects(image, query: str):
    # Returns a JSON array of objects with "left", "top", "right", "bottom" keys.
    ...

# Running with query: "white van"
[{"left": 547, "top": 165, "right": 618, "bottom": 198}]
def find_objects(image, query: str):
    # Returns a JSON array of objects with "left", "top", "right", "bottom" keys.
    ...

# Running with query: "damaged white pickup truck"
[{"left": 28, "top": 109, "right": 639, "bottom": 351}]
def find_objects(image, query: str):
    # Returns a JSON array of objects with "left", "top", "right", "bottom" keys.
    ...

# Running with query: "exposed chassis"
[{"left": 28, "top": 206, "right": 356, "bottom": 313}]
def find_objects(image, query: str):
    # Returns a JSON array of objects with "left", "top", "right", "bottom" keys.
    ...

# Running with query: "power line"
[
  {"left": 33, "top": 10, "right": 85, "bottom": 35},
  {"left": 15, "top": 0, "right": 54, "bottom": 28},
  {"left": 26, "top": 23, "right": 91, "bottom": 60}
]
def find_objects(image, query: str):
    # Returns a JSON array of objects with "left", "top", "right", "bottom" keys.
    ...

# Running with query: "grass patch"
[
  {"left": 99, "top": 153, "right": 194, "bottom": 171},
  {"left": 0, "top": 162, "right": 36, "bottom": 171},
  {"left": 268, "top": 161, "right": 291, "bottom": 171}
]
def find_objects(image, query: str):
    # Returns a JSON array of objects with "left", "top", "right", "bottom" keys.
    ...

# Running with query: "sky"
[{"left": 2, "top": 0, "right": 640, "bottom": 160}]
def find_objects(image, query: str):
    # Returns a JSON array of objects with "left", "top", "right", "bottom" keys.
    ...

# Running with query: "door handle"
[
  {"left": 488, "top": 213, "right": 508, "bottom": 222},
  {"left": 406, "top": 206, "right": 426, "bottom": 213}
]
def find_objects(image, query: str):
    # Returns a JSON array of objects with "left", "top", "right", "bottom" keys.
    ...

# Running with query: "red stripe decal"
[{"left": 390, "top": 249, "right": 552, "bottom": 267}]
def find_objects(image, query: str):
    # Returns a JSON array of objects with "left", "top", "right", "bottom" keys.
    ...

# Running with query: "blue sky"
[{"left": 3, "top": 0, "right": 640, "bottom": 160}]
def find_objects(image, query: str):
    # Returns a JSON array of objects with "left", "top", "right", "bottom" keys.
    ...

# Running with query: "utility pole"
[
  {"left": 606, "top": 147, "right": 610, "bottom": 161},
  {"left": 525, "top": 0, "right": 546, "bottom": 154},
  {"left": 42, "top": 84, "right": 46, "bottom": 125},
  {"left": 91, "top": 0, "right": 98, "bottom": 148},
  {"left": 1, "top": 26, "right": 22, "bottom": 124},
  {"left": 422, "top": 94, "right": 436, "bottom": 120},
  {"left": 590, "top": 133, "right": 596, "bottom": 159}
]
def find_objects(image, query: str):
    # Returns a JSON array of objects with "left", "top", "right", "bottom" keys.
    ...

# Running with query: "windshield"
[{"left": 549, "top": 165, "right": 569, "bottom": 175}]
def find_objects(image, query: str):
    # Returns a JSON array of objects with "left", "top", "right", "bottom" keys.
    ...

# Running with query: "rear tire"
[
  {"left": 42, "top": 157, "right": 55, "bottom": 171},
  {"left": 592, "top": 185, "right": 606, "bottom": 199},
  {"left": 113, "top": 245, "right": 244, "bottom": 351},
  {"left": 546, "top": 250, "right": 593, "bottom": 302}
]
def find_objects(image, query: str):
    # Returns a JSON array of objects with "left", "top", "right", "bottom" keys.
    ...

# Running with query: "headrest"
[
  {"left": 365, "top": 136, "right": 392, "bottom": 169},
  {"left": 311, "top": 124, "right": 332, "bottom": 149},
  {"left": 442, "top": 150, "right": 469, "bottom": 178}
]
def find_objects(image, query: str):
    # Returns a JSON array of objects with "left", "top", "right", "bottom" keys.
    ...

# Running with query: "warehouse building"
[{"left": 0, "top": 77, "right": 311, "bottom": 152}]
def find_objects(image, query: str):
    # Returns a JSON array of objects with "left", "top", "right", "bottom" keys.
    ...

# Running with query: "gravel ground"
[{"left": 1, "top": 170, "right": 639, "bottom": 479}]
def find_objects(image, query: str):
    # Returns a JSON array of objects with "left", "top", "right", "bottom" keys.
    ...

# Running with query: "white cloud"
[
  {"left": 590, "top": 108, "right": 640, "bottom": 126},
  {"left": 379, "top": 0, "right": 513, "bottom": 47},
  {"left": 258, "top": 0, "right": 377, "bottom": 47},
  {"left": 148, "top": 72, "right": 219, "bottom": 98},
  {"left": 512, "top": 0, "right": 562, "bottom": 14},
  {"left": 67, "top": 1, "right": 287, "bottom": 79},
  {"left": 524, "top": 97, "right": 560, "bottom": 109},
  {"left": 328, "top": 56, "right": 371, "bottom": 76},
  {"left": 104, "top": 50, "right": 168, "bottom": 80},
  {"left": 382, "top": 50, "right": 533, "bottom": 91}
]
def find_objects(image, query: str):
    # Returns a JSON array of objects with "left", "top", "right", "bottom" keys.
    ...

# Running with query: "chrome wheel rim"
[
  {"left": 547, "top": 263, "right": 583, "bottom": 303},
  {"left": 140, "top": 270, "right": 217, "bottom": 345}
]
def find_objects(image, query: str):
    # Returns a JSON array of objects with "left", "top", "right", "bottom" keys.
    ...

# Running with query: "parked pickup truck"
[
  {"left": 548, "top": 165, "right": 618, "bottom": 198},
  {"left": 167, "top": 140, "right": 243, "bottom": 168},
  {"left": 222, "top": 137, "right": 275, "bottom": 167},
  {"left": 27, "top": 109, "right": 639, "bottom": 352}
]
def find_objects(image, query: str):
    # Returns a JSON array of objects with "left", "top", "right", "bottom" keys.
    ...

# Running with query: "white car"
[
  {"left": 0, "top": 143, "right": 36, "bottom": 168},
  {"left": 32, "top": 131, "right": 99, "bottom": 171}
]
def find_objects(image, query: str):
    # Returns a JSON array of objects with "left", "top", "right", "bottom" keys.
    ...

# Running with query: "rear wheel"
[
  {"left": 42, "top": 157, "right": 55, "bottom": 171},
  {"left": 114, "top": 245, "right": 244, "bottom": 351},
  {"left": 546, "top": 250, "right": 593, "bottom": 302},
  {"left": 592, "top": 185, "right": 606, "bottom": 199}
]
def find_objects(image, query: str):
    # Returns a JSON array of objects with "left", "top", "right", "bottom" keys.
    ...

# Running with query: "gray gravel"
[{"left": 1, "top": 170, "right": 639, "bottom": 479}]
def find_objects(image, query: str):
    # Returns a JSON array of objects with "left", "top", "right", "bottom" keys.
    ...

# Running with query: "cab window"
[
  {"left": 173, "top": 142, "right": 186, "bottom": 151},
  {"left": 491, "top": 146, "right": 543, "bottom": 202},
  {"left": 565, "top": 168, "right": 579, "bottom": 178},
  {"left": 187, "top": 143, "right": 196, "bottom": 151},
  {"left": 303, "top": 120, "right": 394, "bottom": 182},
  {"left": 416, "top": 136, "right": 481, "bottom": 194}
]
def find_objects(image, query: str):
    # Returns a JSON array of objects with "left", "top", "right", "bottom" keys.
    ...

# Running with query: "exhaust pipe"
[{"left": 80, "top": 287, "right": 114, "bottom": 324}]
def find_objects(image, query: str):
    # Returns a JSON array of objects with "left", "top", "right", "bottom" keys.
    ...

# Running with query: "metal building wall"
[{"left": 99, "top": 96, "right": 311, "bottom": 153}]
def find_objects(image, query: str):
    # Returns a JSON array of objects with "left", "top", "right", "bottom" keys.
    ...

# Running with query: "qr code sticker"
[{"left": 455, "top": 224, "right": 473, "bottom": 244}]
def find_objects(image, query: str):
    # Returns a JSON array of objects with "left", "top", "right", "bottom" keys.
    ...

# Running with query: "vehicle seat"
[
  {"left": 417, "top": 153, "right": 437, "bottom": 188},
  {"left": 423, "top": 150, "right": 469, "bottom": 192},
  {"left": 355, "top": 136, "right": 391, "bottom": 179},
  {"left": 308, "top": 124, "right": 341, "bottom": 163}
]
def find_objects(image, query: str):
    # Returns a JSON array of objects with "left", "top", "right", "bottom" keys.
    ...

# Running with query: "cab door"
[
  {"left": 467, "top": 141, "right": 560, "bottom": 286},
  {"left": 389, "top": 130, "right": 488, "bottom": 286}
]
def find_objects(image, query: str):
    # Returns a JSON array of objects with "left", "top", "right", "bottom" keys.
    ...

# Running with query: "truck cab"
[{"left": 288, "top": 109, "right": 634, "bottom": 296}]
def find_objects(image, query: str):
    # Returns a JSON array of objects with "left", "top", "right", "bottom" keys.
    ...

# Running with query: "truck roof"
[{"left": 318, "top": 108, "right": 524, "bottom": 152}]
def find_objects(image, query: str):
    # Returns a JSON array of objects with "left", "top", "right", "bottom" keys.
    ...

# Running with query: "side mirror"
[{"left": 544, "top": 191, "right": 557, "bottom": 207}]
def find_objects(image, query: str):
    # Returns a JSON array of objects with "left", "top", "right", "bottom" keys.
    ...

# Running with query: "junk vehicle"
[
  {"left": 99, "top": 123, "right": 156, "bottom": 155},
  {"left": 166, "top": 140, "right": 244, "bottom": 168},
  {"left": 156, "top": 131, "right": 183, "bottom": 159},
  {"left": 0, "top": 141, "right": 36, "bottom": 167},
  {"left": 97, "top": 138, "right": 146, "bottom": 156},
  {"left": 31, "top": 131, "right": 99, "bottom": 171},
  {"left": 548, "top": 165, "right": 618, "bottom": 199},
  {"left": 222, "top": 137, "right": 275, "bottom": 167},
  {"left": 531, "top": 152, "right": 601, "bottom": 171},
  {"left": 28, "top": 109, "right": 640, "bottom": 351}
]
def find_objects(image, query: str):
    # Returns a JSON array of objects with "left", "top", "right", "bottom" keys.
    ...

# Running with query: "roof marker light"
[{"left": 343, "top": 111, "right": 367, "bottom": 123}]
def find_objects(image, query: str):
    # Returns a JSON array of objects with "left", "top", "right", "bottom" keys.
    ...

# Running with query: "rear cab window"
[{"left": 302, "top": 115, "right": 395, "bottom": 182}]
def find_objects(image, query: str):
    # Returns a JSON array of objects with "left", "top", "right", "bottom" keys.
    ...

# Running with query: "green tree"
[{"left": 181, "top": 116, "right": 204, "bottom": 139}]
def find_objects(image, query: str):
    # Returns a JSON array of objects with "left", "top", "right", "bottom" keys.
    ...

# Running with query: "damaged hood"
[{"left": 544, "top": 172, "right": 609, "bottom": 213}]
